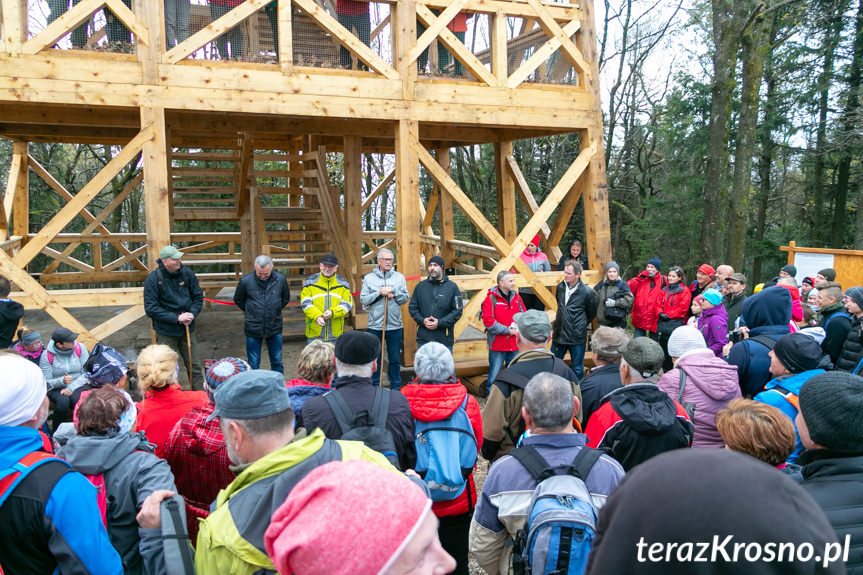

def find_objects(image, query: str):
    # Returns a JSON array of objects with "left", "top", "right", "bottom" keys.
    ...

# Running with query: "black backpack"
[{"left": 324, "top": 388, "right": 401, "bottom": 468}]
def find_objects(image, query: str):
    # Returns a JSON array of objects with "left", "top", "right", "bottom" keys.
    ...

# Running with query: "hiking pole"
[
  {"left": 380, "top": 296, "right": 389, "bottom": 387},
  {"left": 184, "top": 324, "right": 193, "bottom": 388}
]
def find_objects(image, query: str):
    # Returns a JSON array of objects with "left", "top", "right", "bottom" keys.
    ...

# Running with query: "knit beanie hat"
[
  {"left": 21, "top": 330, "right": 41, "bottom": 345},
  {"left": 697, "top": 264, "right": 715, "bottom": 278},
  {"left": 205, "top": 357, "right": 251, "bottom": 401},
  {"left": 647, "top": 256, "right": 661, "bottom": 270},
  {"left": 667, "top": 326, "right": 707, "bottom": 358},
  {"left": 701, "top": 288, "right": 722, "bottom": 306},
  {"left": 428, "top": 255, "right": 445, "bottom": 268},
  {"left": 606, "top": 261, "right": 619, "bottom": 272},
  {"left": 808, "top": 287, "right": 819, "bottom": 300},
  {"left": 846, "top": 286, "right": 863, "bottom": 311},
  {"left": 772, "top": 332, "right": 822, "bottom": 374},
  {"left": 802, "top": 276, "right": 815, "bottom": 287},
  {"left": 818, "top": 268, "right": 837, "bottom": 282},
  {"left": 530, "top": 234, "right": 541, "bottom": 248},
  {"left": 0, "top": 355, "right": 46, "bottom": 426},
  {"left": 414, "top": 342, "right": 455, "bottom": 383},
  {"left": 265, "top": 460, "right": 433, "bottom": 575},
  {"left": 798, "top": 372, "right": 863, "bottom": 452},
  {"left": 781, "top": 264, "right": 797, "bottom": 277}
]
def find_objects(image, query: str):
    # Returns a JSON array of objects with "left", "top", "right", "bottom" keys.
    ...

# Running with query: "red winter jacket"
[
  {"left": 481, "top": 287, "right": 525, "bottom": 352},
  {"left": 135, "top": 384, "right": 208, "bottom": 458},
  {"left": 777, "top": 284, "right": 804, "bottom": 322},
  {"left": 659, "top": 282, "right": 692, "bottom": 320},
  {"left": 628, "top": 272, "right": 666, "bottom": 332},
  {"left": 400, "top": 381, "right": 482, "bottom": 517}
]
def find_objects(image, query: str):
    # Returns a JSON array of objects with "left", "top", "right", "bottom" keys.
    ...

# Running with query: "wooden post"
[
  {"left": 141, "top": 107, "right": 172, "bottom": 268},
  {"left": 344, "top": 135, "right": 363, "bottom": 285},
  {"left": 1, "top": 0, "right": 24, "bottom": 54},
  {"left": 278, "top": 0, "right": 293, "bottom": 74},
  {"left": 436, "top": 147, "right": 455, "bottom": 265},
  {"left": 396, "top": 119, "right": 420, "bottom": 363},
  {"left": 3, "top": 141, "right": 28, "bottom": 243},
  {"left": 495, "top": 141, "right": 517, "bottom": 244},
  {"left": 395, "top": 0, "right": 417, "bottom": 99},
  {"left": 492, "top": 10, "right": 508, "bottom": 86},
  {"left": 575, "top": 0, "right": 612, "bottom": 268}
]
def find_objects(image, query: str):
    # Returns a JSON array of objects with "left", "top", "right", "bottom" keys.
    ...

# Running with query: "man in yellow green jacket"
[
  {"left": 194, "top": 369, "right": 395, "bottom": 575},
  {"left": 300, "top": 253, "right": 354, "bottom": 342}
]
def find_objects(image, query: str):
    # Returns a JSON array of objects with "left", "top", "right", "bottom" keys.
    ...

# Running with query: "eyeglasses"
[
  {"left": 23, "top": 340, "right": 42, "bottom": 347},
  {"left": 378, "top": 257, "right": 394, "bottom": 262}
]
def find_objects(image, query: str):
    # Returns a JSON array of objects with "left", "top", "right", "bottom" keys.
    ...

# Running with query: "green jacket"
[
  {"left": 300, "top": 272, "right": 353, "bottom": 341},
  {"left": 195, "top": 429, "right": 394, "bottom": 575}
]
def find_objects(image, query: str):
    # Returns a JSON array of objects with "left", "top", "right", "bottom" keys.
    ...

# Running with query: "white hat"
[
  {"left": 0, "top": 355, "right": 47, "bottom": 426},
  {"left": 668, "top": 326, "right": 707, "bottom": 359}
]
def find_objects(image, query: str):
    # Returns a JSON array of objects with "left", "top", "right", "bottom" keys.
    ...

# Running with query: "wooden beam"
[
  {"left": 89, "top": 303, "right": 146, "bottom": 341},
  {"left": 526, "top": 0, "right": 589, "bottom": 77},
  {"left": 308, "top": 151, "right": 352, "bottom": 282},
  {"left": 141, "top": 108, "right": 171, "bottom": 269},
  {"left": 395, "top": 1, "right": 418, "bottom": 100},
  {"left": 415, "top": 5, "right": 497, "bottom": 87},
  {"left": 361, "top": 169, "right": 395, "bottom": 212},
  {"left": 408, "top": 0, "right": 471, "bottom": 63},
  {"left": 278, "top": 0, "right": 293, "bottom": 75},
  {"left": 11, "top": 141, "right": 28, "bottom": 242},
  {"left": 164, "top": 0, "right": 271, "bottom": 64},
  {"left": 1, "top": 0, "right": 24, "bottom": 54},
  {"left": 344, "top": 135, "right": 363, "bottom": 283},
  {"left": 14, "top": 128, "right": 151, "bottom": 269},
  {"left": 506, "top": 154, "right": 561, "bottom": 261},
  {"left": 492, "top": 10, "right": 508, "bottom": 87},
  {"left": 292, "top": 0, "right": 399, "bottom": 80},
  {"left": 235, "top": 135, "right": 253, "bottom": 218},
  {"left": 507, "top": 17, "right": 582, "bottom": 89},
  {"left": 437, "top": 147, "right": 455, "bottom": 265},
  {"left": 12, "top": 287, "right": 144, "bottom": 310},
  {"left": 396, "top": 119, "right": 421, "bottom": 362},
  {"left": 1, "top": 142, "right": 26, "bottom": 241},
  {"left": 101, "top": 244, "right": 148, "bottom": 272},
  {"left": 38, "top": 270, "right": 149, "bottom": 286},
  {"left": 22, "top": 0, "right": 105, "bottom": 54},
  {"left": 495, "top": 141, "right": 517, "bottom": 243},
  {"left": 40, "top": 247, "right": 95, "bottom": 273},
  {"left": 104, "top": 0, "right": 149, "bottom": 46}
]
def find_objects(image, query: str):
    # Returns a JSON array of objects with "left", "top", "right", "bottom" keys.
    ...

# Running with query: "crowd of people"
[{"left": 1, "top": 243, "right": 862, "bottom": 575}]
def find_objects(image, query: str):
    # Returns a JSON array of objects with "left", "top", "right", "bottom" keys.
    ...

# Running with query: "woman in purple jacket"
[
  {"left": 695, "top": 288, "right": 728, "bottom": 357},
  {"left": 657, "top": 326, "right": 741, "bottom": 448}
]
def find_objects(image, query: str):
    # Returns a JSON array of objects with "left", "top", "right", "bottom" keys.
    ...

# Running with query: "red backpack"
[{"left": 46, "top": 341, "right": 82, "bottom": 364}]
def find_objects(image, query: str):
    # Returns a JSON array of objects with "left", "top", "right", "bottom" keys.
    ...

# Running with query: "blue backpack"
[
  {"left": 413, "top": 396, "right": 477, "bottom": 502},
  {"left": 510, "top": 445, "right": 601, "bottom": 575}
]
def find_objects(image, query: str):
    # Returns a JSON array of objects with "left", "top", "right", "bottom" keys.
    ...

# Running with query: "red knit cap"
[
  {"left": 698, "top": 264, "right": 715, "bottom": 278},
  {"left": 530, "top": 234, "right": 541, "bottom": 248},
  {"left": 265, "top": 460, "right": 432, "bottom": 575}
]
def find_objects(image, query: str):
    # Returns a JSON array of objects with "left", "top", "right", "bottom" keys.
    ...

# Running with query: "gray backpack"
[{"left": 324, "top": 388, "right": 401, "bottom": 469}]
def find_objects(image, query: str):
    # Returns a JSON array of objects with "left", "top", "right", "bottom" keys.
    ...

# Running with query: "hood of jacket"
[
  {"left": 607, "top": 383, "right": 680, "bottom": 435},
  {"left": 0, "top": 300, "right": 23, "bottom": 323},
  {"left": 176, "top": 403, "right": 226, "bottom": 457},
  {"left": 60, "top": 431, "right": 153, "bottom": 475},
  {"left": 742, "top": 286, "right": 792, "bottom": 328},
  {"left": 46, "top": 340, "right": 74, "bottom": 357},
  {"left": 400, "top": 381, "right": 467, "bottom": 422},
  {"left": 0, "top": 426, "right": 49, "bottom": 469},
  {"left": 676, "top": 350, "right": 741, "bottom": 401}
]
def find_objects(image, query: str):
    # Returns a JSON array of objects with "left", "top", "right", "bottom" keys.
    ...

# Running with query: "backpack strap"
[
  {"left": 770, "top": 384, "right": 800, "bottom": 410},
  {"left": 162, "top": 498, "right": 196, "bottom": 575},
  {"left": 370, "top": 388, "right": 390, "bottom": 429},
  {"left": 676, "top": 368, "right": 688, "bottom": 402},
  {"left": 568, "top": 446, "right": 602, "bottom": 482},
  {"left": 323, "top": 390, "right": 358, "bottom": 435},
  {"left": 0, "top": 451, "right": 70, "bottom": 507},
  {"left": 749, "top": 335, "right": 777, "bottom": 351},
  {"left": 510, "top": 444, "right": 554, "bottom": 482}
]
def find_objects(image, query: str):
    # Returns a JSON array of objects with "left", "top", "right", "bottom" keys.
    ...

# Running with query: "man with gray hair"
[
  {"left": 585, "top": 337, "right": 693, "bottom": 470},
  {"left": 301, "top": 330, "right": 416, "bottom": 470},
  {"left": 470, "top": 372, "right": 624, "bottom": 575},
  {"left": 580, "top": 327, "right": 629, "bottom": 424},
  {"left": 482, "top": 310, "right": 582, "bottom": 462},
  {"left": 234, "top": 254, "right": 291, "bottom": 373},
  {"left": 360, "top": 248, "right": 410, "bottom": 391},
  {"left": 195, "top": 368, "right": 397, "bottom": 573}
]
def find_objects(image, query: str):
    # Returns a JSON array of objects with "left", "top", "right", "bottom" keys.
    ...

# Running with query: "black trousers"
[
  {"left": 438, "top": 511, "right": 472, "bottom": 575},
  {"left": 47, "top": 385, "right": 90, "bottom": 430}
]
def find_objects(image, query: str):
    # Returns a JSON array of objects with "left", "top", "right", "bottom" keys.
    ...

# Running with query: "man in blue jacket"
[
  {"left": 0, "top": 354, "right": 122, "bottom": 574},
  {"left": 143, "top": 245, "right": 204, "bottom": 389},
  {"left": 234, "top": 254, "right": 291, "bottom": 373}
]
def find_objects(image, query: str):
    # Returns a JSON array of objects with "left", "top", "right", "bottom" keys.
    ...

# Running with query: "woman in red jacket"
[
  {"left": 135, "top": 344, "right": 208, "bottom": 458},
  {"left": 657, "top": 267, "right": 692, "bottom": 371},
  {"left": 400, "top": 342, "right": 481, "bottom": 575}
]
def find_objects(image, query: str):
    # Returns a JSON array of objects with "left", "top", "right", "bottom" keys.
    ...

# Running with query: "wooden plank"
[
  {"left": 14, "top": 128, "right": 151, "bottom": 269},
  {"left": 141, "top": 108, "right": 171, "bottom": 269},
  {"left": 344, "top": 135, "right": 363, "bottom": 283},
  {"left": 104, "top": 0, "right": 149, "bottom": 46},
  {"left": 361, "top": 169, "right": 395, "bottom": 212},
  {"left": 89, "top": 304, "right": 146, "bottom": 341},
  {"left": 292, "top": 0, "right": 399, "bottom": 80},
  {"left": 526, "top": 0, "right": 589, "bottom": 77},
  {"left": 437, "top": 147, "right": 455, "bottom": 265},
  {"left": 40, "top": 247, "right": 95, "bottom": 273},
  {"left": 12, "top": 287, "right": 144, "bottom": 310},
  {"left": 415, "top": 5, "right": 497, "bottom": 87},
  {"left": 506, "top": 17, "right": 581, "bottom": 89},
  {"left": 235, "top": 135, "right": 253, "bottom": 218},
  {"left": 101, "top": 244, "right": 148, "bottom": 272},
  {"left": 492, "top": 10, "right": 508, "bottom": 87},
  {"left": 1, "top": 0, "right": 24, "bottom": 54},
  {"left": 409, "top": 0, "right": 471, "bottom": 63},
  {"left": 396, "top": 119, "right": 421, "bottom": 362},
  {"left": 11, "top": 142, "right": 28, "bottom": 242},
  {"left": 308, "top": 150, "right": 352, "bottom": 280},
  {"left": 0, "top": 249, "right": 93, "bottom": 346},
  {"left": 164, "top": 0, "right": 272, "bottom": 64},
  {"left": 506, "top": 154, "right": 561, "bottom": 260},
  {"left": 495, "top": 141, "right": 517, "bottom": 243},
  {"left": 21, "top": 0, "right": 104, "bottom": 54},
  {"left": 279, "top": 0, "right": 293, "bottom": 74}
]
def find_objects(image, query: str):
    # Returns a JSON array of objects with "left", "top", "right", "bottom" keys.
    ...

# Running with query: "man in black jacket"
[
  {"left": 580, "top": 326, "right": 628, "bottom": 425},
  {"left": 817, "top": 282, "right": 853, "bottom": 367},
  {"left": 408, "top": 256, "right": 463, "bottom": 351},
  {"left": 551, "top": 261, "right": 597, "bottom": 380},
  {"left": 143, "top": 245, "right": 204, "bottom": 389},
  {"left": 301, "top": 330, "right": 416, "bottom": 471},
  {"left": 796, "top": 371, "right": 863, "bottom": 573},
  {"left": 234, "top": 255, "right": 291, "bottom": 373}
]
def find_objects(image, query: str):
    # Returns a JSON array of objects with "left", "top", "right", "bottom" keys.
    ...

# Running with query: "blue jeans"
[
  {"left": 551, "top": 342, "right": 586, "bottom": 380},
  {"left": 246, "top": 334, "right": 284, "bottom": 374},
  {"left": 633, "top": 328, "right": 659, "bottom": 341},
  {"left": 487, "top": 349, "right": 518, "bottom": 394},
  {"left": 369, "top": 328, "right": 403, "bottom": 391}
]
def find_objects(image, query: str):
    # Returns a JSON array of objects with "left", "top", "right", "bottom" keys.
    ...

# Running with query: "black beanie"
[
  {"left": 585, "top": 450, "right": 844, "bottom": 575},
  {"left": 334, "top": 330, "right": 380, "bottom": 365},
  {"left": 846, "top": 286, "right": 863, "bottom": 311},
  {"left": 799, "top": 371, "right": 863, "bottom": 452},
  {"left": 781, "top": 264, "right": 797, "bottom": 277},
  {"left": 772, "top": 332, "right": 822, "bottom": 374},
  {"left": 428, "top": 255, "right": 445, "bottom": 268},
  {"left": 818, "top": 268, "right": 837, "bottom": 282}
]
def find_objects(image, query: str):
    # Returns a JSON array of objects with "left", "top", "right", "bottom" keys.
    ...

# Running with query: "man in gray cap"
[
  {"left": 481, "top": 309, "right": 582, "bottom": 462},
  {"left": 195, "top": 369, "right": 397, "bottom": 573},
  {"left": 796, "top": 371, "right": 863, "bottom": 572},
  {"left": 584, "top": 337, "right": 693, "bottom": 470},
  {"left": 143, "top": 244, "right": 204, "bottom": 390},
  {"left": 722, "top": 271, "right": 747, "bottom": 334}
]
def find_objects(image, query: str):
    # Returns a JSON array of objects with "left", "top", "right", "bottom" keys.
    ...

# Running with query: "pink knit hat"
[{"left": 265, "top": 460, "right": 432, "bottom": 575}]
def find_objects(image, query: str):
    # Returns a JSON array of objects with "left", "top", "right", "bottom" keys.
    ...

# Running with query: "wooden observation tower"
[{"left": 0, "top": 0, "right": 610, "bottom": 366}]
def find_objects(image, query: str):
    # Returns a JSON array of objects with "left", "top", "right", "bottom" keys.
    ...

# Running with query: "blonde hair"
[
  {"left": 297, "top": 340, "right": 336, "bottom": 385},
  {"left": 136, "top": 344, "right": 179, "bottom": 393}
]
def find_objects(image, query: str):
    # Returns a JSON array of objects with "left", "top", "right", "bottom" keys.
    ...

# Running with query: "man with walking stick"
[
  {"left": 143, "top": 245, "right": 205, "bottom": 390},
  {"left": 361, "top": 248, "right": 409, "bottom": 391}
]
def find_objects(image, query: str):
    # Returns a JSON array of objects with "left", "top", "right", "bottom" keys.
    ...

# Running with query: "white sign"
[{"left": 793, "top": 253, "right": 834, "bottom": 283}]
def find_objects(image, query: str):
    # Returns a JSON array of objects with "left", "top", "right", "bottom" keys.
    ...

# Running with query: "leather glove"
[
  {"left": 659, "top": 313, "right": 670, "bottom": 321},
  {"left": 605, "top": 298, "right": 616, "bottom": 307},
  {"left": 638, "top": 271, "right": 649, "bottom": 279}
]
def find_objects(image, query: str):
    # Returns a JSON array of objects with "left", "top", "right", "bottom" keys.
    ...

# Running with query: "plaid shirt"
[{"left": 164, "top": 403, "right": 233, "bottom": 542}]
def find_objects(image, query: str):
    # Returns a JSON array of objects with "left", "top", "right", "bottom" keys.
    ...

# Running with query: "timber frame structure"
[{"left": 0, "top": 0, "right": 610, "bottom": 366}]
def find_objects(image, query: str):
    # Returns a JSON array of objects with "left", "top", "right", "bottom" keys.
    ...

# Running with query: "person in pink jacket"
[{"left": 657, "top": 326, "right": 741, "bottom": 448}]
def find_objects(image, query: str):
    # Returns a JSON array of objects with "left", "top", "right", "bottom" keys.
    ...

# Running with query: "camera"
[{"left": 727, "top": 330, "right": 745, "bottom": 344}]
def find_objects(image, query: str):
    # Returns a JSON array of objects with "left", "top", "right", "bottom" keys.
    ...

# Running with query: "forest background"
[{"left": 2, "top": 0, "right": 862, "bottom": 286}]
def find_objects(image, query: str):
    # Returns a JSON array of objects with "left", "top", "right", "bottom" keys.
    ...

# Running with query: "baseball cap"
[
  {"left": 513, "top": 310, "right": 552, "bottom": 343},
  {"left": 621, "top": 337, "right": 664, "bottom": 377},
  {"left": 159, "top": 245, "right": 184, "bottom": 260}
]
